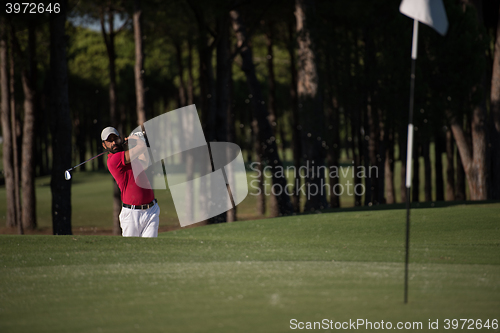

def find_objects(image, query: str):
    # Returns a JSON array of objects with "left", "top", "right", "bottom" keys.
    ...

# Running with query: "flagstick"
[{"left": 404, "top": 19, "right": 418, "bottom": 304}]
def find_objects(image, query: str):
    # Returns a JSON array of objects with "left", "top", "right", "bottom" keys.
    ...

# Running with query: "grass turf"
[{"left": 0, "top": 203, "right": 499, "bottom": 332}]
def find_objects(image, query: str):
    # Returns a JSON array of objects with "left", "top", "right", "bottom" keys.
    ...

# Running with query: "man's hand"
[{"left": 124, "top": 135, "right": 148, "bottom": 165}]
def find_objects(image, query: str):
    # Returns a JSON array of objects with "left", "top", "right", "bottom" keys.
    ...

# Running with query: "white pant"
[{"left": 119, "top": 203, "right": 160, "bottom": 237}]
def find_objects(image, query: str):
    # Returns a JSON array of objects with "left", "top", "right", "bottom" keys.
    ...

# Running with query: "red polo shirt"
[{"left": 107, "top": 151, "right": 154, "bottom": 206}]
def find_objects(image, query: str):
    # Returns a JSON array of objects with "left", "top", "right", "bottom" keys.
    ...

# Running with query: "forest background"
[{"left": 1, "top": 0, "right": 499, "bottom": 235}]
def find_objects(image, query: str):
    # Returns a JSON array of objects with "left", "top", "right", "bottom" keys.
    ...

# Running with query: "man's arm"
[{"left": 124, "top": 136, "right": 149, "bottom": 165}]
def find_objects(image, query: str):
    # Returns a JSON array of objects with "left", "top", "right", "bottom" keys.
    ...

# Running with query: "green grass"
[{"left": 0, "top": 203, "right": 499, "bottom": 332}]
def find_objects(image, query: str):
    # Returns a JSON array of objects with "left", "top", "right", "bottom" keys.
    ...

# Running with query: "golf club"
[
  {"left": 64, "top": 151, "right": 106, "bottom": 180},
  {"left": 64, "top": 129, "right": 148, "bottom": 180}
]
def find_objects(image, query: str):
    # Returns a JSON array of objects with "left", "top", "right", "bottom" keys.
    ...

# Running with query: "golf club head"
[{"left": 64, "top": 170, "right": 72, "bottom": 180}]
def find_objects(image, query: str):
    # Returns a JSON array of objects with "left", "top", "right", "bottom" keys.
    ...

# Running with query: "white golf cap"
[{"left": 101, "top": 127, "right": 120, "bottom": 141}]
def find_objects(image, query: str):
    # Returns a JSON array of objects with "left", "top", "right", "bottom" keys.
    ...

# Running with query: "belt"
[{"left": 122, "top": 199, "right": 157, "bottom": 210}]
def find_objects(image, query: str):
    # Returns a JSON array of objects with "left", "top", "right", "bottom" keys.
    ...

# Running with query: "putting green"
[{"left": 0, "top": 203, "right": 499, "bottom": 332}]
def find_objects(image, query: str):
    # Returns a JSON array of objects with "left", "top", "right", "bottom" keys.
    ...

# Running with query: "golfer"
[{"left": 101, "top": 126, "right": 160, "bottom": 237}]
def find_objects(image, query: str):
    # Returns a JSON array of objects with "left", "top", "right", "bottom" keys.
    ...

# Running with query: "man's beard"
[{"left": 109, "top": 143, "right": 124, "bottom": 153}]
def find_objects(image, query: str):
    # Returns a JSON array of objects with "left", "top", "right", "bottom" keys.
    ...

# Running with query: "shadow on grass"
[{"left": 306, "top": 199, "right": 500, "bottom": 215}]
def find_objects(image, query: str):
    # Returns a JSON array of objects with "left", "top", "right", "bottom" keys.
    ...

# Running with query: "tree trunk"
[
  {"left": 215, "top": 14, "right": 231, "bottom": 222},
  {"left": 35, "top": 112, "right": 44, "bottom": 176},
  {"left": 265, "top": 21, "right": 277, "bottom": 133},
  {"left": 35, "top": 92, "right": 49, "bottom": 176},
  {"left": 187, "top": 1, "right": 217, "bottom": 144},
  {"left": 363, "top": 120, "right": 372, "bottom": 205},
  {"left": 215, "top": 16, "right": 229, "bottom": 143},
  {"left": 9, "top": 28, "right": 22, "bottom": 232},
  {"left": 325, "top": 48, "right": 340, "bottom": 208},
  {"left": 74, "top": 112, "right": 85, "bottom": 168},
  {"left": 253, "top": 124, "right": 266, "bottom": 216},
  {"left": 101, "top": 7, "right": 121, "bottom": 235},
  {"left": 399, "top": 128, "right": 407, "bottom": 203},
  {"left": 230, "top": 9, "right": 293, "bottom": 216},
  {"left": 226, "top": 53, "right": 236, "bottom": 222},
  {"left": 201, "top": 45, "right": 216, "bottom": 142},
  {"left": 448, "top": 0, "right": 488, "bottom": 201},
  {"left": 89, "top": 123, "right": 96, "bottom": 170},
  {"left": 10, "top": 29, "right": 22, "bottom": 173},
  {"left": 0, "top": 17, "right": 16, "bottom": 228},
  {"left": 287, "top": 20, "right": 301, "bottom": 213},
  {"left": 186, "top": 0, "right": 216, "bottom": 142},
  {"left": 189, "top": 5, "right": 218, "bottom": 224},
  {"left": 423, "top": 137, "right": 432, "bottom": 202},
  {"left": 490, "top": 2, "right": 500, "bottom": 199},
  {"left": 434, "top": 129, "right": 444, "bottom": 201},
  {"left": 16, "top": 21, "right": 37, "bottom": 230},
  {"left": 363, "top": 27, "right": 379, "bottom": 206},
  {"left": 42, "top": 106, "right": 50, "bottom": 174},
  {"left": 198, "top": 37, "right": 212, "bottom": 139},
  {"left": 278, "top": 116, "right": 286, "bottom": 157},
  {"left": 456, "top": 145, "right": 466, "bottom": 200},
  {"left": 50, "top": 0, "right": 72, "bottom": 235},
  {"left": 412, "top": 142, "right": 420, "bottom": 203},
  {"left": 197, "top": 38, "right": 208, "bottom": 127},
  {"left": 351, "top": 30, "right": 363, "bottom": 206},
  {"left": 134, "top": 0, "right": 146, "bottom": 125},
  {"left": 187, "top": 39, "right": 195, "bottom": 106},
  {"left": 456, "top": 113, "right": 468, "bottom": 201},
  {"left": 265, "top": 21, "right": 279, "bottom": 217},
  {"left": 43, "top": 120, "right": 51, "bottom": 175},
  {"left": 20, "top": 69, "right": 37, "bottom": 230},
  {"left": 445, "top": 127, "right": 455, "bottom": 201},
  {"left": 175, "top": 41, "right": 187, "bottom": 108},
  {"left": 377, "top": 108, "right": 386, "bottom": 204},
  {"left": 295, "top": 0, "right": 327, "bottom": 211},
  {"left": 350, "top": 109, "right": 362, "bottom": 206},
  {"left": 326, "top": 96, "right": 340, "bottom": 208},
  {"left": 384, "top": 127, "right": 395, "bottom": 204},
  {"left": 448, "top": 107, "right": 487, "bottom": 200}
]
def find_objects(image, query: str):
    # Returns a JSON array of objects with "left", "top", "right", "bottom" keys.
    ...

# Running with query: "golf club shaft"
[{"left": 67, "top": 151, "right": 106, "bottom": 171}]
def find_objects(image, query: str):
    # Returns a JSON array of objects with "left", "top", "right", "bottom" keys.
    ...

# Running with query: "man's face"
[{"left": 102, "top": 134, "right": 123, "bottom": 153}]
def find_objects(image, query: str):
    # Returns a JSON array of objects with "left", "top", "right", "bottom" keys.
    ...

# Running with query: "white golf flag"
[{"left": 400, "top": 0, "right": 448, "bottom": 36}]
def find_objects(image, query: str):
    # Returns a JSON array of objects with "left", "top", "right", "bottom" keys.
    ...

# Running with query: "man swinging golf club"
[{"left": 101, "top": 126, "right": 160, "bottom": 237}]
